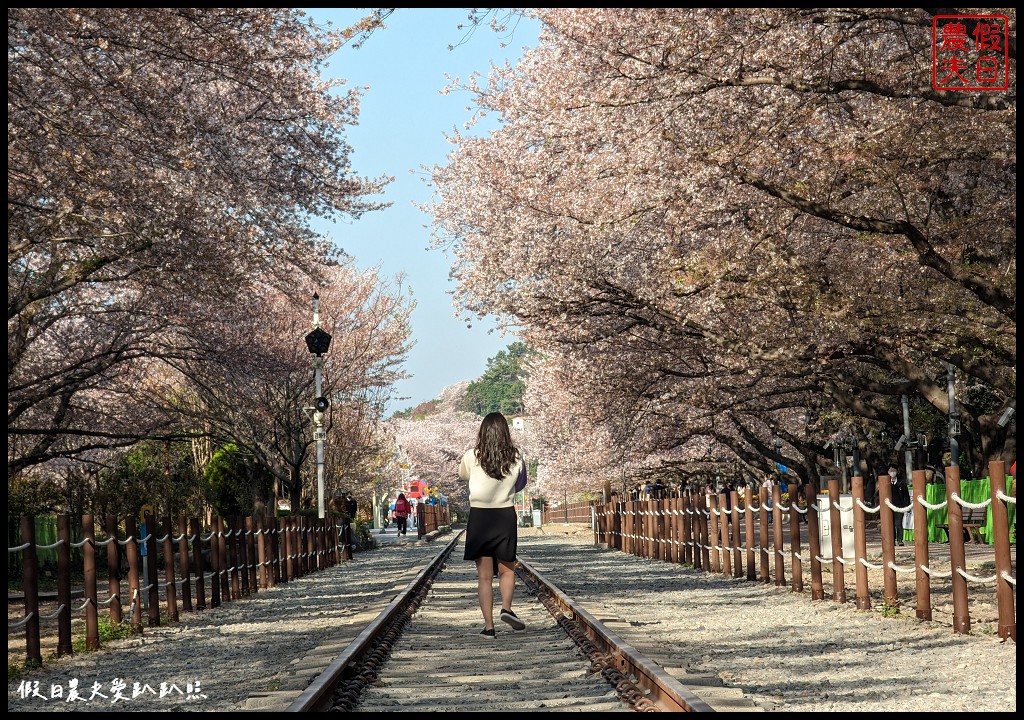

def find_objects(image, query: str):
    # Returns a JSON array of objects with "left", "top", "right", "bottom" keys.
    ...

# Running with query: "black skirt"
[{"left": 463, "top": 506, "right": 517, "bottom": 563}]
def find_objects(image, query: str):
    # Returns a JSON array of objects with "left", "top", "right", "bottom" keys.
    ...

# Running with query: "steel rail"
[
  {"left": 285, "top": 532, "right": 463, "bottom": 712},
  {"left": 516, "top": 555, "right": 716, "bottom": 713},
  {"left": 287, "top": 531, "right": 712, "bottom": 712}
]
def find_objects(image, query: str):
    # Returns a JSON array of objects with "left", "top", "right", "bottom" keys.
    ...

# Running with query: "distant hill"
[
  {"left": 391, "top": 379, "right": 470, "bottom": 419},
  {"left": 391, "top": 342, "right": 530, "bottom": 419}
]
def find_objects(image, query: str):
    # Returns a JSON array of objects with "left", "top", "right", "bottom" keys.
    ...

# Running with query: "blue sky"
[{"left": 304, "top": 9, "right": 541, "bottom": 414}]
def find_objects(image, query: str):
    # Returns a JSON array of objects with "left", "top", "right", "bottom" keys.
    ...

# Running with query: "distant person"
[
  {"left": 888, "top": 465, "right": 911, "bottom": 546},
  {"left": 393, "top": 492, "right": 412, "bottom": 536},
  {"left": 345, "top": 493, "right": 357, "bottom": 519},
  {"left": 720, "top": 480, "right": 735, "bottom": 532},
  {"left": 761, "top": 472, "right": 777, "bottom": 525},
  {"left": 459, "top": 412, "right": 527, "bottom": 638}
]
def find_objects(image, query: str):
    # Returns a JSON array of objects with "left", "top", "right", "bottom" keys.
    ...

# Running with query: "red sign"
[{"left": 932, "top": 15, "right": 1009, "bottom": 91}]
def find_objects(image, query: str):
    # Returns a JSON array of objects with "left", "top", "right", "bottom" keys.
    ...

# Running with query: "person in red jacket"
[{"left": 393, "top": 492, "right": 412, "bottom": 536}]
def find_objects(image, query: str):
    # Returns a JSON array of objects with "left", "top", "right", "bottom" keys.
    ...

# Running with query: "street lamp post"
[{"left": 304, "top": 293, "right": 332, "bottom": 519}]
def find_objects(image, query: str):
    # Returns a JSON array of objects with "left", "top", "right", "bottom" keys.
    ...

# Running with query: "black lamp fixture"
[{"left": 305, "top": 327, "right": 332, "bottom": 356}]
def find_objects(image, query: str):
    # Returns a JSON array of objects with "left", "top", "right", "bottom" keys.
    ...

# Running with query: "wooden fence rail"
[
  {"left": 416, "top": 503, "right": 452, "bottom": 538},
  {"left": 593, "top": 460, "right": 1016, "bottom": 641},
  {"left": 8, "top": 512, "right": 356, "bottom": 667}
]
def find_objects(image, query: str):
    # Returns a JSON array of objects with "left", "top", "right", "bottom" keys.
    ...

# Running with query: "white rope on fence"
[
  {"left": 859, "top": 557, "right": 884, "bottom": 570},
  {"left": 918, "top": 495, "right": 947, "bottom": 510},
  {"left": 919, "top": 564, "right": 953, "bottom": 579},
  {"left": 950, "top": 492, "right": 991, "bottom": 511},
  {"left": 34, "top": 539, "right": 66, "bottom": 550},
  {"left": 855, "top": 498, "right": 880, "bottom": 514},
  {"left": 956, "top": 567, "right": 997, "bottom": 584},
  {"left": 1001, "top": 571, "right": 1016, "bottom": 586},
  {"left": 996, "top": 489, "right": 1016, "bottom": 505},
  {"left": 886, "top": 560, "right": 916, "bottom": 574},
  {"left": 792, "top": 551, "right": 810, "bottom": 562},
  {"left": 8, "top": 613, "right": 35, "bottom": 630},
  {"left": 35, "top": 603, "right": 67, "bottom": 621},
  {"left": 8, "top": 542, "right": 31, "bottom": 552},
  {"left": 118, "top": 536, "right": 135, "bottom": 546},
  {"left": 94, "top": 537, "right": 115, "bottom": 546},
  {"left": 884, "top": 498, "right": 913, "bottom": 513}
]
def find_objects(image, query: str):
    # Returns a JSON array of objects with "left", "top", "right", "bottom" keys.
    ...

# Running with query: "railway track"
[{"left": 280, "top": 532, "right": 718, "bottom": 713}]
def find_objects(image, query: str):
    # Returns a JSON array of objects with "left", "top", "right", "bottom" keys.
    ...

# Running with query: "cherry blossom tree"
[
  {"left": 164, "top": 262, "right": 413, "bottom": 511},
  {"left": 388, "top": 382, "right": 481, "bottom": 506},
  {"left": 429, "top": 8, "right": 1016, "bottom": 490},
  {"left": 9, "top": 8, "right": 391, "bottom": 475}
]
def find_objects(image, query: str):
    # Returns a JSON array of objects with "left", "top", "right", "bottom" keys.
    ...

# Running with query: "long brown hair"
[{"left": 474, "top": 412, "right": 519, "bottom": 479}]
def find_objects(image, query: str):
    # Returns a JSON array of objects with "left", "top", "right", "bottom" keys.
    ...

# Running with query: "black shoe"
[
  {"left": 480, "top": 627, "right": 495, "bottom": 638},
  {"left": 500, "top": 608, "right": 526, "bottom": 631}
]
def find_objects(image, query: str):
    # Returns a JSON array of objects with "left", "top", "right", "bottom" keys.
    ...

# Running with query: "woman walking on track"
[
  {"left": 393, "top": 492, "right": 412, "bottom": 536},
  {"left": 459, "top": 412, "right": 528, "bottom": 638}
]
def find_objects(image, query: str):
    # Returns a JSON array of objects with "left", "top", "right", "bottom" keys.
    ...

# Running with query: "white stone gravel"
[
  {"left": 7, "top": 527, "right": 1016, "bottom": 713},
  {"left": 520, "top": 527, "right": 1017, "bottom": 713},
  {"left": 7, "top": 542, "right": 439, "bottom": 712}
]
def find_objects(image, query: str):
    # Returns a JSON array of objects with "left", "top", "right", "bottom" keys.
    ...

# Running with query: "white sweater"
[{"left": 458, "top": 449, "right": 522, "bottom": 508}]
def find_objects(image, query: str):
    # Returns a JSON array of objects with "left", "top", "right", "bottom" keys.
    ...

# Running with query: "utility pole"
[
  {"left": 947, "top": 364, "right": 960, "bottom": 467},
  {"left": 901, "top": 394, "right": 914, "bottom": 482},
  {"left": 304, "top": 293, "right": 332, "bottom": 519}
]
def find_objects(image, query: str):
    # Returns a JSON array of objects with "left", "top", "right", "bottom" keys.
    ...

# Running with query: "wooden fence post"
[
  {"left": 911, "top": 470, "right": 930, "bottom": 620},
  {"left": 162, "top": 516, "right": 179, "bottom": 622},
  {"left": 191, "top": 518, "right": 206, "bottom": 611},
  {"left": 82, "top": 514, "right": 100, "bottom": 650},
  {"left": 987, "top": 460, "right": 1015, "bottom": 642},
  {"left": 852, "top": 476, "right": 871, "bottom": 610},
  {"left": 944, "top": 465, "right": 970, "bottom": 634},
  {"left": 178, "top": 516, "right": 193, "bottom": 613},
  {"left": 759, "top": 487, "right": 771, "bottom": 583},
  {"left": 56, "top": 514, "right": 73, "bottom": 657},
  {"left": 827, "top": 479, "right": 843, "bottom": 602},
  {"left": 124, "top": 515, "right": 143, "bottom": 633},
  {"left": 744, "top": 487, "right": 756, "bottom": 581},
  {"left": 246, "top": 516, "right": 258, "bottom": 593},
  {"left": 105, "top": 514, "right": 123, "bottom": 624},
  {"left": 210, "top": 516, "right": 222, "bottom": 608},
  {"left": 789, "top": 485, "right": 803, "bottom": 594},
  {"left": 773, "top": 484, "right": 786, "bottom": 587},
  {"left": 20, "top": 516, "right": 42, "bottom": 665},
  {"left": 144, "top": 511, "right": 160, "bottom": 627},
  {"left": 806, "top": 479, "right": 824, "bottom": 601}
]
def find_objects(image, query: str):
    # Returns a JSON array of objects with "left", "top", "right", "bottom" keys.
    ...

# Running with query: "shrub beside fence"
[
  {"left": 592, "top": 460, "right": 1016, "bottom": 641},
  {"left": 8, "top": 511, "right": 357, "bottom": 667}
]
